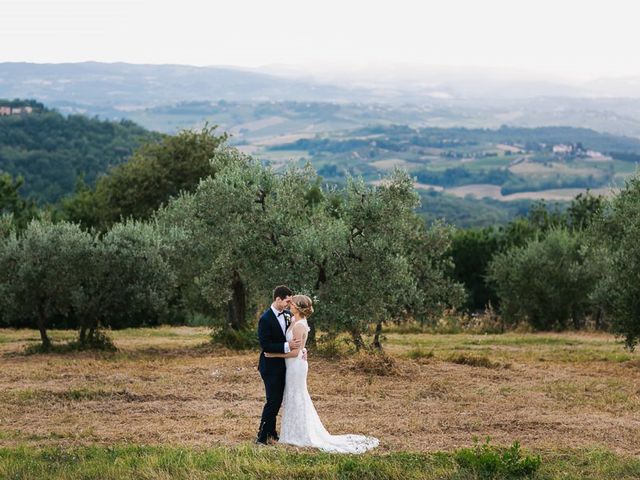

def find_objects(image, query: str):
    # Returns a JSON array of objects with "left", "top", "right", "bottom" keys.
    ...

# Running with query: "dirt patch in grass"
[{"left": 0, "top": 328, "right": 639, "bottom": 456}]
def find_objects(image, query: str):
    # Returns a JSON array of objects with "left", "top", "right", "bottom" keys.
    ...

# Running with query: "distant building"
[
  {"left": 0, "top": 105, "right": 35, "bottom": 116},
  {"left": 586, "top": 150, "right": 609, "bottom": 161},
  {"left": 553, "top": 144, "right": 573, "bottom": 154}
]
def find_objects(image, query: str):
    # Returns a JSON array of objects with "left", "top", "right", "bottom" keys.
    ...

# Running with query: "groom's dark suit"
[{"left": 256, "top": 307, "right": 290, "bottom": 443}]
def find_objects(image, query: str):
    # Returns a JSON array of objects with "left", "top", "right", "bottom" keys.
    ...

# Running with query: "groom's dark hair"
[{"left": 273, "top": 285, "right": 293, "bottom": 300}]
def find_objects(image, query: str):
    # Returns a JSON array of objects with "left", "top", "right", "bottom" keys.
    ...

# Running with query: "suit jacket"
[{"left": 257, "top": 308, "right": 288, "bottom": 375}]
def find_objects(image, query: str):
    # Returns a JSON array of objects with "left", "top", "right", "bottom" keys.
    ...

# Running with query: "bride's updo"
[{"left": 292, "top": 294, "right": 314, "bottom": 318}]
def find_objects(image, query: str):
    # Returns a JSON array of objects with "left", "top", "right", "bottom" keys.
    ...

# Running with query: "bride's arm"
[{"left": 264, "top": 325, "right": 306, "bottom": 358}]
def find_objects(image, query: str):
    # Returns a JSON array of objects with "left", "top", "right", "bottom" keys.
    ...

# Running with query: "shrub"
[
  {"left": 0, "top": 220, "right": 94, "bottom": 349},
  {"left": 65, "top": 330, "right": 117, "bottom": 352},
  {"left": 210, "top": 326, "right": 259, "bottom": 350},
  {"left": 455, "top": 437, "right": 541, "bottom": 479},
  {"left": 314, "top": 333, "right": 351, "bottom": 358},
  {"left": 488, "top": 228, "right": 601, "bottom": 331},
  {"left": 589, "top": 174, "right": 640, "bottom": 348}
]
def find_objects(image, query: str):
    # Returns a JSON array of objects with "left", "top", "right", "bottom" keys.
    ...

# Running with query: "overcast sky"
[{"left": 1, "top": 0, "right": 639, "bottom": 79}]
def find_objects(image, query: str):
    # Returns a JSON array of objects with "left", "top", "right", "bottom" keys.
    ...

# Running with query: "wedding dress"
[{"left": 279, "top": 318, "right": 379, "bottom": 453}]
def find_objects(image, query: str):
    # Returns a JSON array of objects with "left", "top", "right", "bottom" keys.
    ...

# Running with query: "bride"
[{"left": 264, "top": 295, "right": 379, "bottom": 454}]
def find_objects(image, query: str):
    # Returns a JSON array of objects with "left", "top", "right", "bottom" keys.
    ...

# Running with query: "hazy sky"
[{"left": 2, "top": 0, "right": 639, "bottom": 78}]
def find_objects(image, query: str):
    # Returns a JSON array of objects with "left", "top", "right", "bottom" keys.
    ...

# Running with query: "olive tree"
[
  {"left": 271, "top": 169, "right": 464, "bottom": 349},
  {"left": 71, "top": 220, "right": 179, "bottom": 345},
  {"left": 0, "top": 220, "right": 93, "bottom": 348},
  {"left": 589, "top": 175, "right": 640, "bottom": 348},
  {"left": 158, "top": 155, "right": 463, "bottom": 350},
  {"left": 488, "top": 228, "right": 600, "bottom": 330},
  {"left": 157, "top": 149, "right": 284, "bottom": 330}
]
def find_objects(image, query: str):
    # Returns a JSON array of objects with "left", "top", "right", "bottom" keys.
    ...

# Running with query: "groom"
[{"left": 256, "top": 285, "right": 303, "bottom": 444}]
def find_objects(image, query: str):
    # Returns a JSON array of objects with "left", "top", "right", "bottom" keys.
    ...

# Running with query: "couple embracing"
[{"left": 256, "top": 285, "right": 379, "bottom": 454}]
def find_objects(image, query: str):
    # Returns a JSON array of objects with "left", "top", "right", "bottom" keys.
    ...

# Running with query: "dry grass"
[{"left": 1, "top": 327, "right": 639, "bottom": 458}]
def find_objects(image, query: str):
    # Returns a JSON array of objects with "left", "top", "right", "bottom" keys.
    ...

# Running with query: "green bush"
[
  {"left": 66, "top": 330, "right": 117, "bottom": 352},
  {"left": 589, "top": 173, "right": 640, "bottom": 348},
  {"left": 488, "top": 228, "right": 601, "bottom": 330},
  {"left": 455, "top": 437, "right": 541, "bottom": 479},
  {"left": 314, "top": 333, "right": 351, "bottom": 358},
  {"left": 210, "top": 326, "right": 259, "bottom": 350}
]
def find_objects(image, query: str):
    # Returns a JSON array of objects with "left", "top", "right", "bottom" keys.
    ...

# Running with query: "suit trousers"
[{"left": 257, "top": 369, "right": 286, "bottom": 441}]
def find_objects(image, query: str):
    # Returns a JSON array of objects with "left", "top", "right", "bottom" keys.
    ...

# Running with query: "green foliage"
[
  {"left": 488, "top": 228, "right": 601, "bottom": 330},
  {"left": 62, "top": 125, "right": 227, "bottom": 229},
  {"left": 65, "top": 330, "right": 117, "bottom": 352},
  {"left": 157, "top": 148, "right": 279, "bottom": 330},
  {"left": 2, "top": 443, "right": 640, "bottom": 480},
  {"left": 455, "top": 437, "right": 542, "bottom": 479},
  {"left": 297, "top": 170, "right": 463, "bottom": 347},
  {"left": 0, "top": 173, "right": 39, "bottom": 229},
  {"left": 0, "top": 213, "right": 15, "bottom": 238},
  {"left": 0, "top": 219, "right": 179, "bottom": 349},
  {"left": 0, "top": 220, "right": 94, "bottom": 348},
  {"left": 277, "top": 125, "right": 640, "bottom": 158},
  {"left": 501, "top": 173, "right": 608, "bottom": 195},
  {"left": 0, "top": 106, "right": 159, "bottom": 203},
  {"left": 417, "top": 189, "right": 535, "bottom": 228},
  {"left": 73, "top": 220, "right": 179, "bottom": 337},
  {"left": 158, "top": 161, "right": 462, "bottom": 346},
  {"left": 210, "top": 326, "right": 260, "bottom": 350},
  {"left": 567, "top": 190, "right": 605, "bottom": 230},
  {"left": 314, "top": 333, "right": 353, "bottom": 358},
  {"left": 23, "top": 330, "right": 116, "bottom": 354},
  {"left": 450, "top": 227, "right": 501, "bottom": 310},
  {"left": 589, "top": 174, "right": 640, "bottom": 348},
  {"left": 451, "top": 192, "right": 604, "bottom": 313},
  {"left": 414, "top": 166, "right": 513, "bottom": 187}
]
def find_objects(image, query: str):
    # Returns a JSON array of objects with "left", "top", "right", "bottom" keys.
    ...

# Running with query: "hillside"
[
  {"left": 0, "top": 62, "right": 360, "bottom": 110},
  {"left": 4, "top": 100, "right": 640, "bottom": 227},
  {"left": 264, "top": 124, "right": 640, "bottom": 203},
  {"left": 0, "top": 102, "right": 161, "bottom": 203},
  {"left": 5, "top": 63, "right": 640, "bottom": 139}
]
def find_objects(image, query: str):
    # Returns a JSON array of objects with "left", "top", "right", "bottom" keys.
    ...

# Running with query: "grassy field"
[{"left": 1, "top": 327, "right": 639, "bottom": 479}]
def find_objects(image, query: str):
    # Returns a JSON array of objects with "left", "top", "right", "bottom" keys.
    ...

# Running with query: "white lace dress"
[{"left": 279, "top": 318, "right": 379, "bottom": 454}]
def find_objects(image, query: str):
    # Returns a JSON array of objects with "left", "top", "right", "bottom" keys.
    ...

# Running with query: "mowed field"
[{"left": 1, "top": 327, "right": 640, "bottom": 478}]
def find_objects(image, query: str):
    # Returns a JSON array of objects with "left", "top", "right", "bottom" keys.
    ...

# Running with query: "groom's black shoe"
[{"left": 256, "top": 421, "right": 269, "bottom": 445}]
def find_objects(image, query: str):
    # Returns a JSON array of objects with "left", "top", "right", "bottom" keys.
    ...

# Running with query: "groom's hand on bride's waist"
[{"left": 302, "top": 348, "right": 307, "bottom": 362}]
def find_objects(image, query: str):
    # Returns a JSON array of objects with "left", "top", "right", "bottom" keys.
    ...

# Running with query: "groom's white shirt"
[{"left": 271, "top": 305, "right": 291, "bottom": 353}]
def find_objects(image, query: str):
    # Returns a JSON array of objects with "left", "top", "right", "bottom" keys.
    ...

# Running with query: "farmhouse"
[{"left": 0, "top": 105, "right": 35, "bottom": 116}]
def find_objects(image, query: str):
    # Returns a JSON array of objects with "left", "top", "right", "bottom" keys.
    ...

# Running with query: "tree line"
[
  {"left": 2, "top": 126, "right": 640, "bottom": 351},
  {"left": 0, "top": 127, "right": 462, "bottom": 351}
]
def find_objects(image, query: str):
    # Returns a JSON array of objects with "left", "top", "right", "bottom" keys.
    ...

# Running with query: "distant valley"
[{"left": 2, "top": 62, "right": 640, "bottom": 226}]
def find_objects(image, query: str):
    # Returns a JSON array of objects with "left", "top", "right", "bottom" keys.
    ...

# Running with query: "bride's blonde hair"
[{"left": 292, "top": 294, "right": 314, "bottom": 318}]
